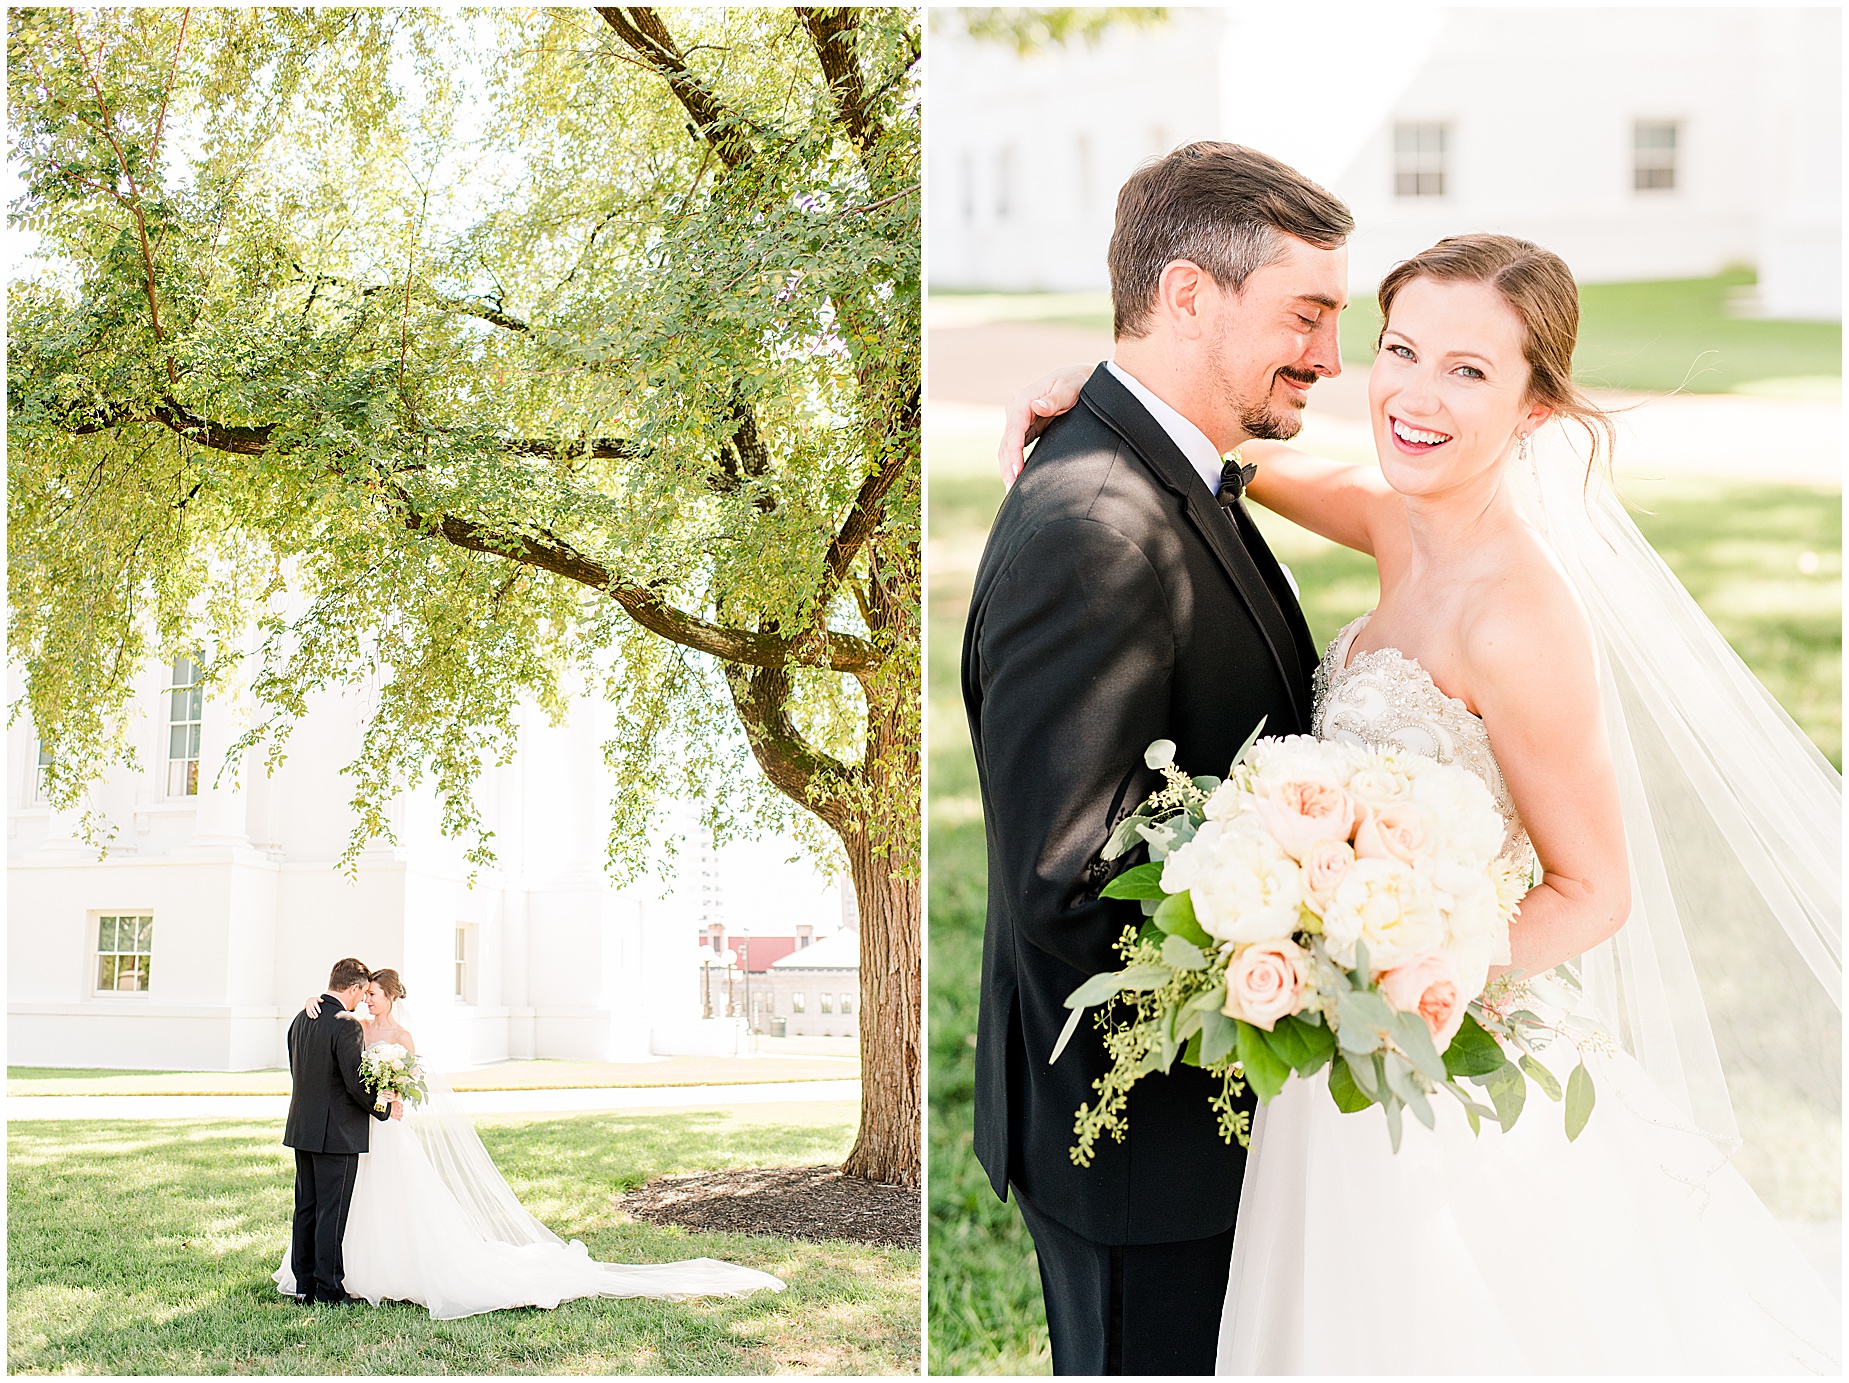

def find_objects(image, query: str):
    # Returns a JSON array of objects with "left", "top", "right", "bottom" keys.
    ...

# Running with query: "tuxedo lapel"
[{"left": 1079, "top": 365, "right": 1313, "bottom": 730}]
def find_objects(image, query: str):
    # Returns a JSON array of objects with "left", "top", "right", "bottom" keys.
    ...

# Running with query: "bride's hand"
[
  {"left": 998, "top": 363, "right": 1094, "bottom": 488},
  {"left": 305, "top": 994, "right": 321, "bottom": 1019}
]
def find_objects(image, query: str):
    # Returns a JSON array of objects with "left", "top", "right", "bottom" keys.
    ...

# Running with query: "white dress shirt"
[
  {"left": 1106, "top": 360, "right": 1299, "bottom": 597},
  {"left": 1106, "top": 359, "right": 1226, "bottom": 495}
]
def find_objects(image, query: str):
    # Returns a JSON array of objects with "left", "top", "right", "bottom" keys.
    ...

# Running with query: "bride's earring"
[{"left": 1517, "top": 432, "right": 1532, "bottom": 462}]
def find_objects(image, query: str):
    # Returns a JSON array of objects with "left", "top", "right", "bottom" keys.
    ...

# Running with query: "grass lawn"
[
  {"left": 9, "top": 1055, "right": 859, "bottom": 1098},
  {"left": 925, "top": 422, "right": 1840, "bottom": 1374},
  {"left": 9, "top": 1105, "right": 917, "bottom": 1375},
  {"left": 936, "top": 270, "right": 1842, "bottom": 395}
]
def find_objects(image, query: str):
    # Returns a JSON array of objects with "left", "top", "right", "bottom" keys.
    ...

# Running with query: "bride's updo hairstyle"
[
  {"left": 369, "top": 969, "right": 408, "bottom": 1002},
  {"left": 1374, "top": 233, "right": 1616, "bottom": 474}
]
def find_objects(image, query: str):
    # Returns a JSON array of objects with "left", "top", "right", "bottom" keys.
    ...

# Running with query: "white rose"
[
  {"left": 1201, "top": 778, "right": 1255, "bottom": 822},
  {"left": 1246, "top": 736, "right": 1357, "bottom": 792},
  {"left": 1161, "top": 818, "right": 1304, "bottom": 945},
  {"left": 1320, "top": 857, "right": 1445, "bottom": 974},
  {"left": 1411, "top": 768, "right": 1505, "bottom": 862}
]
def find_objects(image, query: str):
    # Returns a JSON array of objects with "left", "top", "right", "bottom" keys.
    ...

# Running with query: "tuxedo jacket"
[
  {"left": 961, "top": 364, "right": 1319, "bottom": 1245},
  {"left": 283, "top": 994, "right": 389, "bottom": 1154}
]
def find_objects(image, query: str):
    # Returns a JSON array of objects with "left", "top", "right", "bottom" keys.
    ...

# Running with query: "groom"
[
  {"left": 283, "top": 957, "right": 399, "bottom": 1305},
  {"left": 961, "top": 143, "right": 1352, "bottom": 1374}
]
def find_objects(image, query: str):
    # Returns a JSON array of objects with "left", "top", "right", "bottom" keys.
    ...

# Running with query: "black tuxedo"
[
  {"left": 961, "top": 365, "right": 1318, "bottom": 1372},
  {"left": 282, "top": 993, "right": 388, "bottom": 1302}
]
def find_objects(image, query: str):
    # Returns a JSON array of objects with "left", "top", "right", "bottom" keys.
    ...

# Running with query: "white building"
[
  {"left": 928, "top": 7, "right": 1841, "bottom": 317},
  {"left": 8, "top": 652, "right": 848, "bottom": 1072}
]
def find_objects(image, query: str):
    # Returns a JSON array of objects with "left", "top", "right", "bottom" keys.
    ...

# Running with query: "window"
[
  {"left": 1634, "top": 120, "right": 1679, "bottom": 192},
  {"left": 32, "top": 739, "right": 52, "bottom": 804},
  {"left": 792, "top": 992, "right": 806, "bottom": 1014},
  {"left": 454, "top": 925, "right": 475, "bottom": 1002},
  {"left": 841, "top": 992, "right": 855, "bottom": 1017},
  {"left": 166, "top": 657, "right": 203, "bottom": 797},
  {"left": 1393, "top": 122, "right": 1448, "bottom": 198},
  {"left": 96, "top": 914, "right": 153, "bottom": 993},
  {"left": 820, "top": 992, "right": 834, "bottom": 1014}
]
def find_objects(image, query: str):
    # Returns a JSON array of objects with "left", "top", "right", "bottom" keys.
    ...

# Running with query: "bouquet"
[
  {"left": 1055, "top": 725, "right": 1599, "bottom": 1160},
  {"left": 359, "top": 1043, "right": 427, "bottom": 1112}
]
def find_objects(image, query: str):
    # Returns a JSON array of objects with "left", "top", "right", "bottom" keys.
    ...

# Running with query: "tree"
[{"left": 8, "top": 7, "right": 920, "bottom": 1184}]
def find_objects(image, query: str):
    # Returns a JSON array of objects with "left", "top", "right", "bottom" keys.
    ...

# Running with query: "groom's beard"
[{"left": 1236, "top": 366, "right": 1318, "bottom": 442}]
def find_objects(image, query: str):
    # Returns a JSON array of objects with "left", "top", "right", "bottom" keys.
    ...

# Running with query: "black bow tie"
[{"left": 1217, "top": 455, "right": 1257, "bottom": 506}]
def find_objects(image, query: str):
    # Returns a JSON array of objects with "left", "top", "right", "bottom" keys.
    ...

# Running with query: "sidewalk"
[{"left": 8, "top": 1078, "right": 861, "bottom": 1121}]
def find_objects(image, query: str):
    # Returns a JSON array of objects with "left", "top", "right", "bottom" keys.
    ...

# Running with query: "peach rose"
[
  {"left": 1354, "top": 801, "right": 1440, "bottom": 866},
  {"left": 1298, "top": 837, "right": 1356, "bottom": 915},
  {"left": 1221, "top": 938, "right": 1309, "bottom": 1031},
  {"left": 1378, "top": 949, "right": 1467, "bottom": 1048},
  {"left": 1254, "top": 779, "right": 1357, "bottom": 861}
]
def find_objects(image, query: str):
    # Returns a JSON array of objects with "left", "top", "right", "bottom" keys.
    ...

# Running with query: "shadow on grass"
[{"left": 9, "top": 1112, "right": 918, "bottom": 1375}]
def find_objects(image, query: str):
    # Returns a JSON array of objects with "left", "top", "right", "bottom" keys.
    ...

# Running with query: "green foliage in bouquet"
[{"left": 1053, "top": 731, "right": 1602, "bottom": 1161}]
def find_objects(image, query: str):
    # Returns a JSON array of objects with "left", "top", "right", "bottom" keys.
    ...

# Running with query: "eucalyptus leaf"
[
  {"left": 1049, "top": 1004, "right": 1087, "bottom": 1066},
  {"left": 1565, "top": 1062, "right": 1596, "bottom": 1140},
  {"left": 1103, "top": 812, "right": 1153, "bottom": 862},
  {"left": 1199, "top": 1008, "right": 1238, "bottom": 1066},
  {"left": 1063, "top": 971, "right": 1126, "bottom": 1010},
  {"left": 1335, "top": 986, "right": 1393, "bottom": 1053},
  {"left": 1383, "top": 1094, "right": 1404, "bottom": 1153},
  {"left": 1389, "top": 1010, "right": 1447, "bottom": 1083},
  {"left": 1115, "top": 962, "right": 1174, "bottom": 993},
  {"left": 1160, "top": 935, "right": 1207, "bottom": 971},
  {"left": 1230, "top": 715, "right": 1268, "bottom": 770},
  {"left": 1519, "top": 1054, "right": 1564, "bottom": 1102},
  {"left": 1482, "top": 1060, "right": 1527, "bottom": 1132},
  {"left": 1144, "top": 739, "right": 1177, "bottom": 770}
]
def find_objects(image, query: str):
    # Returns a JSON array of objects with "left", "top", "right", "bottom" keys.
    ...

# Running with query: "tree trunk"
[{"left": 839, "top": 827, "right": 921, "bottom": 1187}]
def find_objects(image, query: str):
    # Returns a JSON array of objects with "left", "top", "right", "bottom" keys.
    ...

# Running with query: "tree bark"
[{"left": 839, "top": 826, "right": 921, "bottom": 1187}]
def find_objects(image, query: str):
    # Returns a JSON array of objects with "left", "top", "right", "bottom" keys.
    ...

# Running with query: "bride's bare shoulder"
[{"left": 1462, "top": 537, "right": 1596, "bottom": 706}]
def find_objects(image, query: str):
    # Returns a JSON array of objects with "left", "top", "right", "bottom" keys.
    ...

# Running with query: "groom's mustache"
[{"left": 1276, "top": 366, "right": 1320, "bottom": 389}]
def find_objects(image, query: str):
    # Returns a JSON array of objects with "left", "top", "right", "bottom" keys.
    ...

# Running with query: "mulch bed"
[{"left": 618, "top": 1165, "right": 919, "bottom": 1249}]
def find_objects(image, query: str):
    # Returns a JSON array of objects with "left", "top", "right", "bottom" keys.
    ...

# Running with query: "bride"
[
  {"left": 274, "top": 970, "right": 784, "bottom": 1320},
  {"left": 1001, "top": 233, "right": 1840, "bottom": 1372}
]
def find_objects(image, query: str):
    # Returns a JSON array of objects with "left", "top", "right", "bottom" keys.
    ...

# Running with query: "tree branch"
[
  {"left": 720, "top": 659, "right": 856, "bottom": 831},
  {"left": 40, "top": 398, "right": 876, "bottom": 675},
  {"left": 797, "top": 8, "right": 880, "bottom": 165},
  {"left": 595, "top": 8, "right": 756, "bottom": 171}
]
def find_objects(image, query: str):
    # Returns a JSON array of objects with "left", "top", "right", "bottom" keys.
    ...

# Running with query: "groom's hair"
[
  {"left": 1109, "top": 142, "right": 1353, "bottom": 339},
  {"left": 328, "top": 957, "right": 371, "bottom": 992}
]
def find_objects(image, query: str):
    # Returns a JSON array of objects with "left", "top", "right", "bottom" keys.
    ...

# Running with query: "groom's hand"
[{"left": 999, "top": 363, "right": 1093, "bottom": 488}]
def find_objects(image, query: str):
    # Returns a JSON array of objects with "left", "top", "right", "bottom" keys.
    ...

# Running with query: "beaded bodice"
[{"left": 1313, "top": 612, "right": 1534, "bottom": 864}]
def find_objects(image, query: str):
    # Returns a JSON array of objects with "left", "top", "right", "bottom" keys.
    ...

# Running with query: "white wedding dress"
[
  {"left": 1215, "top": 614, "right": 1841, "bottom": 1374},
  {"left": 275, "top": 1053, "right": 785, "bottom": 1319}
]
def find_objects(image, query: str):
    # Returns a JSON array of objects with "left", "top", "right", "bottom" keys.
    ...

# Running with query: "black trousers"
[
  {"left": 291, "top": 1150, "right": 360, "bottom": 1302},
  {"left": 1015, "top": 1188, "right": 1237, "bottom": 1376}
]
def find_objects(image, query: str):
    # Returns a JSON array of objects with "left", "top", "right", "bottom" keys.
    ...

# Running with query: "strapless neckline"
[{"left": 1336, "top": 612, "right": 1479, "bottom": 721}]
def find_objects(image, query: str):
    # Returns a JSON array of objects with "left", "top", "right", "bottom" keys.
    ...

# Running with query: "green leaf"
[
  {"left": 1181, "top": 1028, "right": 1205, "bottom": 1067},
  {"left": 1160, "top": 935, "right": 1207, "bottom": 971},
  {"left": 1481, "top": 1059, "right": 1527, "bottom": 1132},
  {"left": 1263, "top": 1013, "right": 1336, "bottom": 1075},
  {"left": 1388, "top": 1010, "right": 1447, "bottom": 1084},
  {"left": 1327, "top": 1054, "right": 1373, "bottom": 1112},
  {"left": 1383, "top": 1093, "right": 1404, "bottom": 1152},
  {"left": 1335, "top": 986, "right": 1393, "bottom": 1054},
  {"left": 1152, "top": 891, "right": 1211, "bottom": 948},
  {"left": 1442, "top": 1012, "right": 1505, "bottom": 1078},
  {"left": 1235, "top": 1020, "right": 1292, "bottom": 1103},
  {"left": 1519, "top": 1054, "right": 1563, "bottom": 1102},
  {"left": 1104, "top": 811, "right": 1153, "bottom": 862},
  {"left": 1229, "top": 715, "right": 1267, "bottom": 770},
  {"left": 1199, "top": 1008, "right": 1238, "bottom": 1066},
  {"left": 1564, "top": 1062, "right": 1596, "bottom": 1141},
  {"left": 1063, "top": 971, "right": 1126, "bottom": 1010},
  {"left": 1049, "top": 1004, "right": 1088, "bottom": 1066},
  {"left": 1100, "top": 862, "right": 1165, "bottom": 900},
  {"left": 1465, "top": 1105, "right": 1481, "bottom": 1135},
  {"left": 1115, "top": 962, "right": 1173, "bottom": 993}
]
